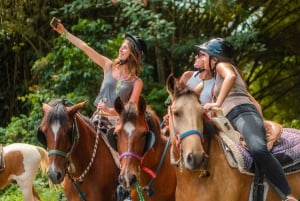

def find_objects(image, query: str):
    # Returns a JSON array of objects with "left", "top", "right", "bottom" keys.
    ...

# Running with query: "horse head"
[
  {"left": 37, "top": 99, "right": 87, "bottom": 184},
  {"left": 113, "top": 96, "right": 158, "bottom": 190},
  {"left": 166, "top": 74, "right": 207, "bottom": 170}
]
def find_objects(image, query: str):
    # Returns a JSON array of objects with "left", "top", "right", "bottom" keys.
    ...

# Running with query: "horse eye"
[{"left": 173, "top": 110, "right": 180, "bottom": 117}]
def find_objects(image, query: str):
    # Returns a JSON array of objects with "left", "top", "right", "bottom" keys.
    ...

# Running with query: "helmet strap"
[{"left": 208, "top": 56, "right": 217, "bottom": 77}]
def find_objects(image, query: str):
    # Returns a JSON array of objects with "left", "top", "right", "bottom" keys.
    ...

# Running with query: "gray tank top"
[
  {"left": 213, "top": 65, "right": 253, "bottom": 115},
  {"left": 94, "top": 69, "right": 138, "bottom": 107},
  {"left": 186, "top": 71, "right": 215, "bottom": 104}
]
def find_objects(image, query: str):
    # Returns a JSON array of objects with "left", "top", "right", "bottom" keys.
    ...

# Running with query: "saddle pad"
[{"left": 221, "top": 128, "right": 300, "bottom": 175}]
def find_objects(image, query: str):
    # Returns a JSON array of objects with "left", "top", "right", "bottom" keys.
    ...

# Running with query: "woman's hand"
[
  {"left": 97, "top": 102, "right": 110, "bottom": 114},
  {"left": 53, "top": 23, "right": 65, "bottom": 35},
  {"left": 203, "top": 102, "right": 220, "bottom": 111}
]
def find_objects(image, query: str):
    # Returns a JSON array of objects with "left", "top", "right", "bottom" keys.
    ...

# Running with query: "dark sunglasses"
[{"left": 197, "top": 52, "right": 206, "bottom": 58}]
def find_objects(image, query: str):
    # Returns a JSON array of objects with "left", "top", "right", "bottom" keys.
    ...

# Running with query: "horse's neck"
[
  {"left": 71, "top": 117, "right": 97, "bottom": 161},
  {"left": 206, "top": 136, "right": 249, "bottom": 183}
]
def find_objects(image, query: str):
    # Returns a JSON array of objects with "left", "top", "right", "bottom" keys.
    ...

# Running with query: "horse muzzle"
[
  {"left": 47, "top": 164, "right": 66, "bottom": 184},
  {"left": 183, "top": 150, "right": 207, "bottom": 170}
]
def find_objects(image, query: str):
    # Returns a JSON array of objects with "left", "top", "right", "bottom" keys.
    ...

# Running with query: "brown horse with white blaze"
[
  {"left": 112, "top": 96, "right": 176, "bottom": 201},
  {"left": 37, "top": 99, "right": 120, "bottom": 201},
  {"left": 0, "top": 143, "right": 48, "bottom": 201},
  {"left": 166, "top": 74, "right": 300, "bottom": 201}
]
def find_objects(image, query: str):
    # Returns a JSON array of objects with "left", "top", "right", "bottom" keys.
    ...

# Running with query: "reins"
[
  {"left": 49, "top": 114, "right": 100, "bottom": 201},
  {"left": 118, "top": 115, "right": 171, "bottom": 197}
]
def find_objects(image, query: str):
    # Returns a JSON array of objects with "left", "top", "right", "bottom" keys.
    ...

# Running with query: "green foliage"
[
  {"left": 1, "top": 0, "right": 300, "bottom": 198},
  {"left": 0, "top": 170, "right": 64, "bottom": 201},
  {"left": 144, "top": 83, "right": 169, "bottom": 118}
]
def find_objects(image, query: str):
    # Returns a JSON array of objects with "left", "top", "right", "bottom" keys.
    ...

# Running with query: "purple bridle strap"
[{"left": 119, "top": 151, "right": 142, "bottom": 162}]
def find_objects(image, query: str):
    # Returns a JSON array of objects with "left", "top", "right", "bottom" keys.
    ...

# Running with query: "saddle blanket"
[{"left": 221, "top": 128, "right": 300, "bottom": 175}]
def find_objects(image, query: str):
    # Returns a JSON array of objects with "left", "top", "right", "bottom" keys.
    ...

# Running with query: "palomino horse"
[
  {"left": 166, "top": 74, "right": 300, "bottom": 201},
  {"left": 37, "top": 99, "right": 120, "bottom": 201},
  {"left": 111, "top": 96, "right": 176, "bottom": 201},
  {"left": 0, "top": 143, "right": 48, "bottom": 201}
]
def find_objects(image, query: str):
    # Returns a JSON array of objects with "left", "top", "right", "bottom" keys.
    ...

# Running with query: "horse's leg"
[
  {"left": 17, "top": 180, "right": 35, "bottom": 201},
  {"left": 32, "top": 186, "right": 41, "bottom": 201},
  {"left": 16, "top": 164, "right": 40, "bottom": 201}
]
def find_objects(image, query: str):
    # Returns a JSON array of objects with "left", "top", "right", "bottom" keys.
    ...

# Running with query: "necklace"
[{"left": 115, "top": 70, "right": 131, "bottom": 94}]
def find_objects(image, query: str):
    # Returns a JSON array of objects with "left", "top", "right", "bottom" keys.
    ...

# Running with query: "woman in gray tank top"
[
  {"left": 53, "top": 22, "right": 147, "bottom": 117},
  {"left": 198, "top": 38, "right": 297, "bottom": 201}
]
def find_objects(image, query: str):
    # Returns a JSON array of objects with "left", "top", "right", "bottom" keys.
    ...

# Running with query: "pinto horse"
[
  {"left": 37, "top": 99, "right": 120, "bottom": 201},
  {"left": 166, "top": 74, "right": 300, "bottom": 201},
  {"left": 111, "top": 96, "right": 176, "bottom": 201},
  {"left": 0, "top": 143, "right": 48, "bottom": 201}
]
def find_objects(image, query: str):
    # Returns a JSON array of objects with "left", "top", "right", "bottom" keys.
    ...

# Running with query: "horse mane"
[
  {"left": 80, "top": 114, "right": 95, "bottom": 129},
  {"left": 173, "top": 82, "right": 201, "bottom": 104},
  {"left": 203, "top": 119, "right": 220, "bottom": 139},
  {"left": 45, "top": 99, "right": 93, "bottom": 129},
  {"left": 145, "top": 105, "right": 161, "bottom": 136},
  {"left": 46, "top": 99, "right": 69, "bottom": 126},
  {"left": 120, "top": 102, "right": 161, "bottom": 136},
  {"left": 120, "top": 103, "right": 138, "bottom": 124}
]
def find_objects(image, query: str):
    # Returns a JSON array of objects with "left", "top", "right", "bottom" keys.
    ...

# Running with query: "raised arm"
[{"left": 53, "top": 23, "right": 113, "bottom": 73}]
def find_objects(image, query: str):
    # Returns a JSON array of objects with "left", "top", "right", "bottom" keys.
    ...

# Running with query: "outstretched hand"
[{"left": 52, "top": 23, "right": 65, "bottom": 35}]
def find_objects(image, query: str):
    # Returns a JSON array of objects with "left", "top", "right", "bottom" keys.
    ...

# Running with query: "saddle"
[
  {"left": 239, "top": 120, "right": 282, "bottom": 151},
  {"left": 0, "top": 144, "right": 5, "bottom": 171},
  {"left": 211, "top": 108, "right": 282, "bottom": 151},
  {"left": 90, "top": 109, "right": 116, "bottom": 134}
]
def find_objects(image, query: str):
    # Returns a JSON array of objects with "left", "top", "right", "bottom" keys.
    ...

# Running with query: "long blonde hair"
[{"left": 114, "top": 39, "right": 143, "bottom": 76}]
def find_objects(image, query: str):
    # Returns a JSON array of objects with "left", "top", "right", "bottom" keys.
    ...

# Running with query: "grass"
[{"left": 0, "top": 172, "right": 66, "bottom": 201}]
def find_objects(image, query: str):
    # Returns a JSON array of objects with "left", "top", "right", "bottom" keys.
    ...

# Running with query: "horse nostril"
[
  {"left": 129, "top": 174, "right": 137, "bottom": 186},
  {"left": 56, "top": 172, "right": 63, "bottom": 181},
  {"left": 47, "top": 170, "right": 64, "bottom": 184},
  {"left": 187, "top": 152, "right": 195, "bottom": 164},
  {"left": 119, "top": 175, "right": 125, "bottom": 185}
]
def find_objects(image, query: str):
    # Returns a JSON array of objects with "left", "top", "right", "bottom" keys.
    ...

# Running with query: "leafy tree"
[{"left": 1, "top": 0, "right": 300, "bottom": 146}]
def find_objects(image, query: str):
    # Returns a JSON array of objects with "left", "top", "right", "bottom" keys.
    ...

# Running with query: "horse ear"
[
  {"left": 67, "top": 101, "right": 87, "bottom": 116},
  {"left": 42, "top": 103, "right": 51, "bottom": 113},
  {"left": 114, "top": 96, "right": 124, "bottom": 115},
  {"left": 193, "top": 81, "right": 204, "bottom": 97},
  {"left": 138, "top": 96, "right": 147, "bottom": 114},
  {"left": 166, "top": 74, "right": 177, "bottom": 96}
]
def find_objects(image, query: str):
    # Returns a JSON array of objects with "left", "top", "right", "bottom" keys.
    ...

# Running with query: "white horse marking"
[
  {"left": 124, "top": 122, "right": 135, "bottom": 137},
  {"left": 51, "top": 121, "right": 61, "bottom": 142}
]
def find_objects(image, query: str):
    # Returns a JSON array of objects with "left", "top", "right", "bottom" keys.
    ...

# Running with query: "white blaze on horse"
[
  {"left": 166, "top": 74, "right": 300, "bottom": 201},
  {"left": 0, "top": 143, "right": 48, "bottom": 201}
]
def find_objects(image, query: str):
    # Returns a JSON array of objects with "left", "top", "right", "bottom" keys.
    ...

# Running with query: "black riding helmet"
[
  {"left": 195, "top": 38, "right": 234, "bottom": 60},
  {"left": 125, "top": 33, "right": 147, "bottom": 62}
]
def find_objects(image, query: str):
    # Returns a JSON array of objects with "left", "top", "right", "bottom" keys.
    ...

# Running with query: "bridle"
[
  {"left": 168, "top": 105, "right": 204, "bottom": 168},
  {"left": 41, "top": 114, "right": 99, "bottom": 183},
  {"left": 118, "top": 118, "right": 157, "bottom": 178},
  {"left": 117, "top": 116, "right": 170, "bottom": 197},
  {"left": 47, "top": 117, "right": 79, "bottom": 159}
]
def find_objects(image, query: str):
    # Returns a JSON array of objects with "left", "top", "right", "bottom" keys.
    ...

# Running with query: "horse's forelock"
[
  {"left": 174, "top": 83, "right": 198, "bottom": 101},
  {"left": 121, "top": 103, "right": 138, "bottom": 123},
  {"left": 46, "top": 103, "right": 68, "bottom": 125}
]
